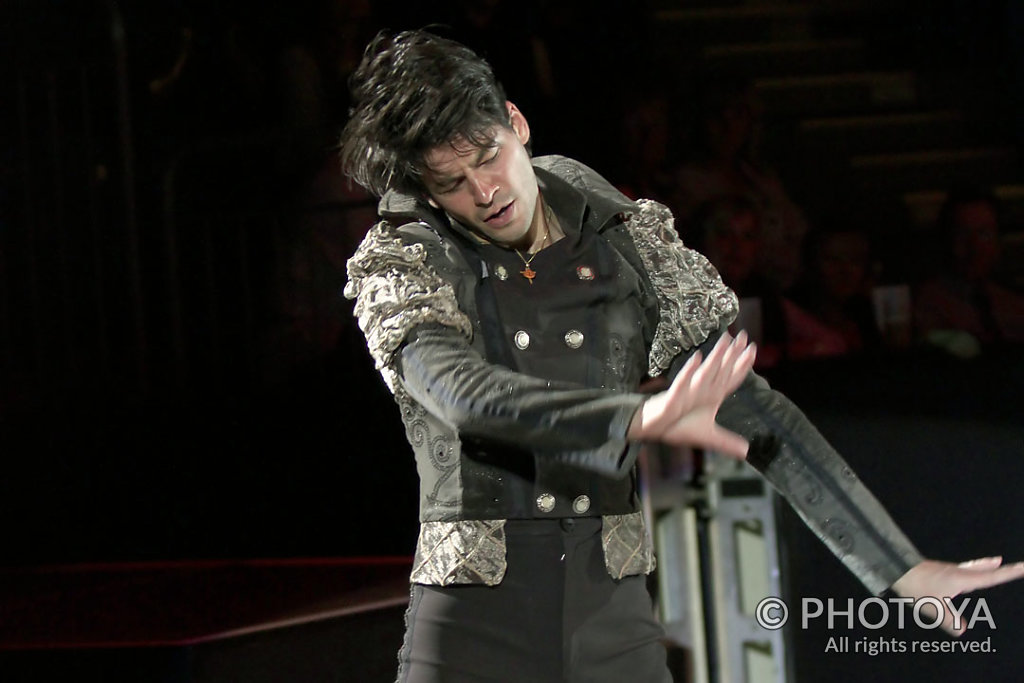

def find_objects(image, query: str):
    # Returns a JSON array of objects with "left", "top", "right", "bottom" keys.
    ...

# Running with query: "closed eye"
[{"left": 437, "top": 178, "right": 464, "bottom": 194}]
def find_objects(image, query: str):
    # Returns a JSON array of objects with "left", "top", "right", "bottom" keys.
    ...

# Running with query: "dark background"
[{"left": 1, "top": 1, "right": 1022, "bottom": 681}]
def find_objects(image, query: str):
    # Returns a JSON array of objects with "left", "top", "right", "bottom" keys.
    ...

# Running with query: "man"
[
  {"left": 914, "top": 185, "right": 1024, "bottom": 353},
  {"left": 340, "top": 30, "right": 1023, "bottom": 683}
]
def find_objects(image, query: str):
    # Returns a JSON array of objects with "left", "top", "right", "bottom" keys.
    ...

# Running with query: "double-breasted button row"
[
  {"left": 534, "top": 493, "right": 592, "bottom": 515},
  {"left": 513, "top": 329, "right": 584, "bottom": 351}
]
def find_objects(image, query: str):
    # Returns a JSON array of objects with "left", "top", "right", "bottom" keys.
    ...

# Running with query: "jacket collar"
[{"left": 532, "top": 155, "right": 637, "bottom": 231}]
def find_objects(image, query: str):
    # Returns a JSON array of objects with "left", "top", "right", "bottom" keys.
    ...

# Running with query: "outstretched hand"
[
  {"left": 892, "top": 557, "right": 1024, "bottom": 636},
  {"left": 628, "top": 331, "right": 756, "bottom": 458}
]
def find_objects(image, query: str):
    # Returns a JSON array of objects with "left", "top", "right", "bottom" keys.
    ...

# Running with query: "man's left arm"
[
  {"left": 717, "top": 366, "right": 923, "bottom": 595},
  {"left": 673, "top": 329, "right": 1024, "bottom": 635}
]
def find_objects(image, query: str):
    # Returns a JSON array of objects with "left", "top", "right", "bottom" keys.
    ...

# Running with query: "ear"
[{"left": 506, "top": 101, "right": 531, "bottom": 146}]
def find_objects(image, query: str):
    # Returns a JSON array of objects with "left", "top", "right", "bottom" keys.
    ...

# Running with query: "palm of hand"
[{"left": 637, "top": 331, "right": 756, "bottom": 457}]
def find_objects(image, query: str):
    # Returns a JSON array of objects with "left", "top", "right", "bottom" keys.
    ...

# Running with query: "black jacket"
[{"left": 345, "top": 156, "right": 921, "bottom": 591}]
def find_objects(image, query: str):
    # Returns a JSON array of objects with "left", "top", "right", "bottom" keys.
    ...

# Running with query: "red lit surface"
[{"left": 0, "top": 557, "right": 412, "bottom": 649}]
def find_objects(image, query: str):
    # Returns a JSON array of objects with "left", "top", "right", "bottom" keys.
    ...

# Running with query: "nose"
[{"left": 469, "top": 174, "right": 498, "bottom": 206}]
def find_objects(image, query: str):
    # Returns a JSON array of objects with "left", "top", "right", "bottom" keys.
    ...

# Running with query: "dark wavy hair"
[{"left": 339, "top": 29, "right": 510, "bottom": 197}]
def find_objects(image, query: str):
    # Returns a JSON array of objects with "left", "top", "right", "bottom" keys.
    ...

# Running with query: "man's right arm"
[
  {"left": 398, "top": 324, "right": 646, "bottom": 476},
  {"left": 348, "top": 220, "right": 756, "bottom": 475},
  {"left": 346, "top": 220, "right": 646, "bottom": 477}
]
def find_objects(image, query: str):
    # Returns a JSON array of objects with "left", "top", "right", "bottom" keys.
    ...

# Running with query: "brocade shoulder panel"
[
  {"left": 344, "top": 220, "right": 474, "bottom": 390},
  {"left": 625, "top": 199, "right": 739, "bottom": 376}
]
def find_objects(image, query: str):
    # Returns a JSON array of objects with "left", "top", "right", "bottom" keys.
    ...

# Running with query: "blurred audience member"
[
  {"left": 689, "top": 197, "right": 788, "bottom": 368},
  {"left": 914, "top": 186, "right": 1024, "bottom": 356},
  {"left": 618, "top": 86, "right": 675, "bottom": 202},
  {"left": 671, "top": 75, "right": 810, "bottom": 292},
  {"left": 787, "top": 228, "right": 882, "bottom": 360}
]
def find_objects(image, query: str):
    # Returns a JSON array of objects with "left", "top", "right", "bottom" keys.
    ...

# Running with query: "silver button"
[
  {"left": 495, "top": 265, "right": 509, "bottom": 281},
  {"left": 572, "top": 495, "right": 591, "bottom": 514},
  {"left": 564, "top": 330, "right": 584, "bottom": 349},
  {"left": 536, "top": 493, "right": 555, "bottom": 513},
  {"left": 577, "top": 265, "right": 595, "bottom": 281},
  {"left": 514, "top": 330, "right": 531, "bottom": 350}
]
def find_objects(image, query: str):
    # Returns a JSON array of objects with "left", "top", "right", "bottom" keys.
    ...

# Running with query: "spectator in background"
[
  {"left": 617, "top": 86, "right": 675, "bottom": 203},
  {"left": 670, "top": 75, "right": 810, "bottom": 293},
  {"left": 787, "top": 227, "right": 882, "bottom": 360},
  {"left": 689, "top": 196, "right": 789, "bottom": 368},
  {"left": 914, "top": 186, "right": 1024, "bottom": 356}
]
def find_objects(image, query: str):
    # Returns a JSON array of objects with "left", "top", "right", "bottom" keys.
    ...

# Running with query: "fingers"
[
  {"left": 692, "top": 331, "right": 748, "bottom": 391},
  {"left": 667, "top": 331, "right": 754, "bottom": 400},
  {"left": 667, "top": 350, "right": 702, "bottom": 403},
  {"left": 711, "top": 332, "right": 756, "bottom": 397},
  {"left": 726, "top": 339, "right": 757, "bottom": 392},
  {"left": 958, "top": 560, "right": 1024, "bottom": 593},
  {"left": 958, "top": 556, "right": 1003, "bottom": 570},
  {"left": 704, "top": 424, "right": 750, "bottom": 460},
  {"left": 716, "top": 330, "right": 746, "bottom": 380},
  {"left": 689, "top": 334, "right": 727, "bottom": 389},
  {"left": 643, "top": 331, "right": 756, "bottom": 446},
  {"left": 712, "top": 330, "right": 745, "bottom": 380},
  {"left": 892, "top": 557, "right": 1024, "bottom": 638}
]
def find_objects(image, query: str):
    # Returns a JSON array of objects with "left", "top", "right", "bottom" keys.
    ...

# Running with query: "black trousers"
[{"left": 396, "top": 518, "right": 672, "bottom": 683}]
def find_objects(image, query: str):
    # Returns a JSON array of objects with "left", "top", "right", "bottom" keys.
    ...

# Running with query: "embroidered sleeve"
[
  {"left": 675, "top": 330, "right": 923, "bottom": 595},
  {"left": 343, "top": 220, "right": 473, "bottom": 391},
  {"left": 625, "top": 199, "right": 739, "bottom": 376},
  {"left": 723, "top": 370, "right": 923, "bottom": 594}
]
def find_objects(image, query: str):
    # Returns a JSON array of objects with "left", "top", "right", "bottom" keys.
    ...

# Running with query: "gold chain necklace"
[
  {"left": 513, "top": 204, "right": 555, "bottom": 284},
  {"left": 514, "top": 225, "right": 549, "bottom": 284}
]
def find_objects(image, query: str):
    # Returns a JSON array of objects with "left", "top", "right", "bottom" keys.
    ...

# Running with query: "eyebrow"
[{"left": 429, "top": 145, "right": 496, "bottom": 187}]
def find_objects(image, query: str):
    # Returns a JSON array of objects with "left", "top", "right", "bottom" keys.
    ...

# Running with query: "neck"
[{"left": 520, "top": 197, "right": 561, "bottom": 253}]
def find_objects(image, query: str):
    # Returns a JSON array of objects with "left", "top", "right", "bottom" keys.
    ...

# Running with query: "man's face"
[
  {"left": 815, "top": 231, "right": 869, "bottom": 302},
  {"left": 705, "top": 208, "right": 760, "bottom": 286},
  {"left": 422, "top": 103, "right": 541, "bottom": 249}
]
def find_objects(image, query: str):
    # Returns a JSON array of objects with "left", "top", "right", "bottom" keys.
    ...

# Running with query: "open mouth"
[{"left": 485, "top": 201, "right": 513, "bottom": 224}]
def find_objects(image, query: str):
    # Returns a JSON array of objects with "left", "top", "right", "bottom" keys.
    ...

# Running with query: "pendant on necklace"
[{"left": 520, "top": 266, "right": 536, "bottom": 283}]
